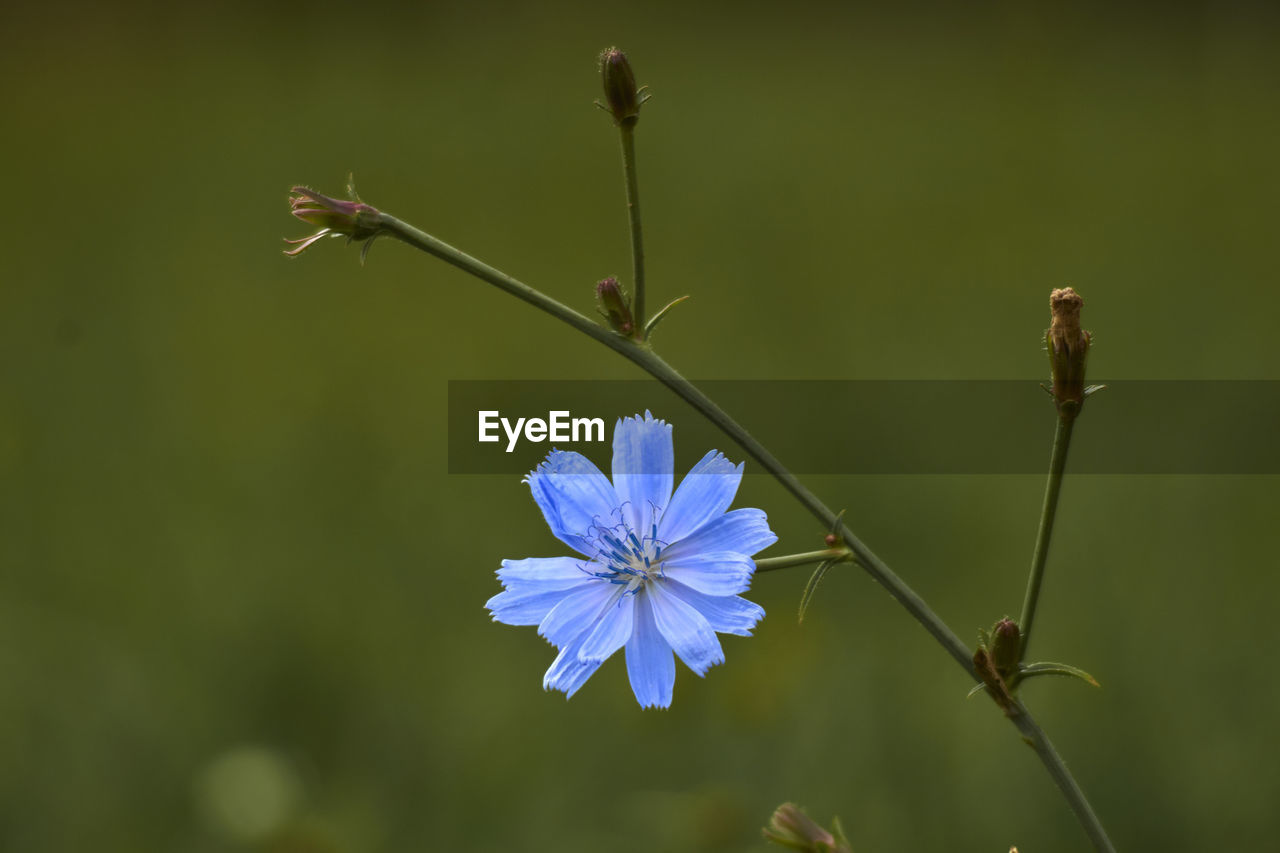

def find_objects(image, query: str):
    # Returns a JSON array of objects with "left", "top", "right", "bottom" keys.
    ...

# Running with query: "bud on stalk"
[
  {"left": 599, "top": 47, "right": 645, "bottom": 126},
  {"left": 595, "top": 276, "right": 635, "bottom": 336},
  {"left": 1047, "top": 287, "right": 1091, "bottom": 419}
]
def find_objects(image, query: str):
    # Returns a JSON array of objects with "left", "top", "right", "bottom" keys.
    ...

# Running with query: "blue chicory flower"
[{"left": 485, "top": 411, "right": 776, "bottom": 708}]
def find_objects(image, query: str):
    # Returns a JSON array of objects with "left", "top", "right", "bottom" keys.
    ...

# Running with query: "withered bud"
[
  {"left": 595, "top": 277, "right": 634, "bottom": 335},
  {"left": 762, "top": 803, "right": 852, "bottom": 853},
  {"left": 973, "top": 647, "right": 1017, "bottom": 716},
  {"left": 599, "top": 47, "right": 642, "bottom": 126},
  {"left": 1047, "top": 287, "right": 1091, "bottom": 418}
]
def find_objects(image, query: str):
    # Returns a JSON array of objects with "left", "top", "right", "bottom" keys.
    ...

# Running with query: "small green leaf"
[
  {"left": 798, "top": 559, "right": 836, "bottom": 624},
  {"left": 643, "top": 294, "right": 690, "bottom": 339},
  {"left": 1017, "top": 661, "right": 1100, "bottom": 688},
  {"left": 358, "top": 233, "right": 381, "bottom": 265},
  {"left": 829, "top": 815, "right": 851, "bottom": 850}
]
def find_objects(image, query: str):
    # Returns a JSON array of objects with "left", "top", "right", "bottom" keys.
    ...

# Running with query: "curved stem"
[
  {"left": 377, "top": 214, "right": 1115, "bottom": 852},
  {"left": 1019, "top": 414, "right": 1076, "bottom": 658},
  {"left": 755, "top": 548, "right": 849, "bottom": 573},
  {"left": 619, "top": 125, "right": 645, "bottom": 335}
]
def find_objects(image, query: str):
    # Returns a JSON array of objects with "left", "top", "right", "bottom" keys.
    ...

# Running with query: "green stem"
[
  {"left": 619, "top": 125, "right": 645, "bottom": 335},
  {"left": 377, "top": 214, "right": 1115, "bottom": 852},
  {"left": 755, "top": 548, "right": 849, "bottom": 573},
  {"left": 382, "top": 212, "right": 968, "bottom": 665},
  {"left": 1019, "top": 414, "right": 1076, "bottom": 658},
  {"left": 1011, "top": 698, "right": 1117, "bottom": 853}
]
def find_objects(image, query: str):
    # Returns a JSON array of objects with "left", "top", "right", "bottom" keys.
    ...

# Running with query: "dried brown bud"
[
  {"left": 1047, "top": 287, "right": 1091, "bottom": 418},
  {"left": 973, "top": 647, "right": 1018, "bottom": 717}
]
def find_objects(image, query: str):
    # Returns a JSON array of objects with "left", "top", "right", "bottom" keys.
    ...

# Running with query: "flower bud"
[
  {"left": 990, "top": 617, "right": 1021, "bottom": 677},
  {"left": 1047, "top": 287, "right": 1091, "bottom": 418},
  {"left": 285, "top": 186, "right": 383, "bottom": 257},
  {"left": 762, "top": 803, "right": 852, "bottom": 853},
  {"left": 599, "top": 47, "right": 642, "bottom": 126},
  {"left": 595, "top": 276, "right": 635, "bottom": 335}
]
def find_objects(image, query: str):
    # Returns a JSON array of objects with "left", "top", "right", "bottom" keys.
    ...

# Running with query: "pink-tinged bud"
[
  {"left": 599, "top": 47, "right": 644, "bottom": 126},
  {"left": 762, "top": 803, "right": 852, "bottom": 853},
  {"left": 595, "top": 276, "right": 635, "bottom": 335},
  {"left": 991, "top": 617, "right": 1021, "bottom": 677},
  {"left": 1047, "top": 287, "right": 1091, "bottom": 418},
  {"left": 285, "top": 185, "right": 383, "bottom": 257}
]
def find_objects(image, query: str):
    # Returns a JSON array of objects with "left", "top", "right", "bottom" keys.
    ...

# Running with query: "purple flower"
[{"left": 486, "top": 412, "right": 775, "bottom": 708}]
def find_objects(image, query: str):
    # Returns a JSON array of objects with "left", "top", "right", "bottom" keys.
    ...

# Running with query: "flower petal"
[
  {"left": 578, "top": 594, "right": 636, "bottom": 663},
  {"left": 526, "top": 450, "right": 621, "bottom": 557},
  {"left": 537, "top": 583, "right": 615, "bottom": 648},
  {"left": 658, "top": 550, "right": 755, "bottom": 595},
  {"left": 663, "top": 580, "right": 765, "bottom": 636},
  {"left": 486, "top": 582, "right": 593, "bottom": 626},
  {"left": 611, "top": 412, "right": 674, "bottom": 537},
  {"left": 659, "top": 451, "right": 744, "bottom": 543},
  {"left": 626, "top": 590, "right": 676, "bottom": 708},
  {"left": 496, "top": 557, "right": 595, "bottom": 590},
  {"left": 543, "top": 632, "right": 604, "bottom": 699},
  {"left": 661, "top": 508, "right": 778, "bottom": 562},
  {"left": 488, "top": 558, "right": 602, "bottom": 624},
  {"left": 282, "top": 229, "right": 332, "bottom": 256},
  {"left": 648, "top": 581, "right": 725, "bottom": 676}
]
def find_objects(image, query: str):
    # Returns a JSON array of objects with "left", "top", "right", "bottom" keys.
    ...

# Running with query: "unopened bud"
[
  {"left": 762, "top": 803, "right": 852, "bottom": 853},
  {"left": 599, "top": 47, "right": 643, "bottom": 126},
  {"left": 595, "top": 277, "right": 634, "bottom": 335},
  {"left": 1047, "top": 287, "right": 1091, "bottom": 417},
  {"left": 990, "top": 617, "right": 1021, "bottom": 677}
]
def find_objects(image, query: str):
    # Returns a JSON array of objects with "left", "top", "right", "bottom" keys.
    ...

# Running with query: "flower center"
[{"left": 584, "top": 508, "right": 666, "bottom": 594}]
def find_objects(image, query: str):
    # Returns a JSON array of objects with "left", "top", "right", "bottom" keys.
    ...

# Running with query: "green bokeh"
[{"left": 2, "top": 2, "right": 1278, "bottom": 850}]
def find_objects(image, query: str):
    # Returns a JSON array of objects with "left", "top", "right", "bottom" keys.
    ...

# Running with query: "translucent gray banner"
[{"left": 447, "top": 380, "right": 1280, "bottom": 475}]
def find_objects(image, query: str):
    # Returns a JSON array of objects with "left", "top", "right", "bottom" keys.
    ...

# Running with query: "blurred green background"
[{"left": 2, "top": 1, "right": 1278, "bottom": 850}]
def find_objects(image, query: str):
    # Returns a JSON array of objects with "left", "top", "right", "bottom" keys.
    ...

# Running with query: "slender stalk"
[
  {"left": 381, "top": 214, "right": 637, "bottom": 358},
  {"left": 378, "top": 214, "right": 1115, "bottom": 852},
  {"left": 385, "top": 211, "right": 970, "bottom": 667},
  {"left": 619, "top": 125, "right": 645, "bottom": 334},
  {"left": 1012, "top": 698, "right": 1117, "bottom": 853},
  {"left": 755, "top": 548, "right": 848, "bottom": 574},
  {"left": 1019, "top": 414, "right": 1076, "bottom": 658}
]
